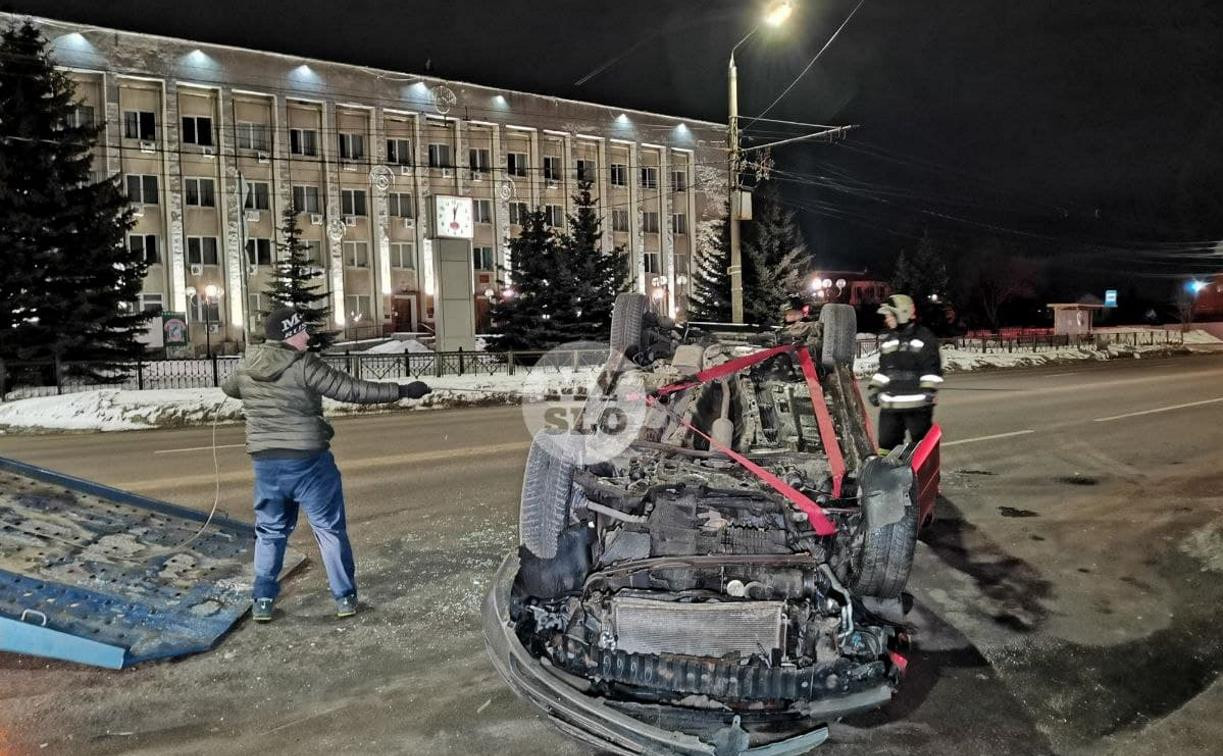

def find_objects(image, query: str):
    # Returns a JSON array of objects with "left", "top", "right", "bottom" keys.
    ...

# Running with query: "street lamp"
[
  {"left": 728, "top": 1, "right": 793, "bottom": 323},
  {"left": 201, "top": 284, "right": 223, "bottom": 359}
]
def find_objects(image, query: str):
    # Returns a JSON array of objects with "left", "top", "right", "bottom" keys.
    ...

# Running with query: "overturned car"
[{"left": 484, "top": 295, "right": 941, "bottom": 755}]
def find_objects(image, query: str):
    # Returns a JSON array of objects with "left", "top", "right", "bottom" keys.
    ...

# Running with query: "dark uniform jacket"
[
  {"left": 867, "top": 323, "right": 943, "bottom": 410},
  {"left": 221, "top": 342, "right": 399, "bottom": 454}
]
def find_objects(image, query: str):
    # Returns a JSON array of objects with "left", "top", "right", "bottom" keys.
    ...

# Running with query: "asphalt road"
[{"left": 3, "top": 353, "right": 1223, "bottom": 755}]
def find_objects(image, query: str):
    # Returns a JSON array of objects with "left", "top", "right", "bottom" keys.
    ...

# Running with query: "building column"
[
  {"left": 491, "top": 125, "right": 511, "bottom": 275},
  {"left": 628, "top": 142, "right": 645, "bottom": 293},
  {"left": 271, "top": 95, "right": 292, "bottom": 252},
  {"left": 595, "top": 138, "right": 611, "bottom": 253},
  {"left": 660, "top": 149, "right": 675, "bottom": 316},
  {"left": 321, "top": 101, "right": 346, "bottom": 327},
  {"left": 528, "top": 129, "right": 541, "bottom": 209},
  {"left": 370, "top": 106, "right": 391, "bottom": 324},
  {"left": 158, "top": 80, "right": 188, "bottom": 315},
  {"left": 217, "top": 87, "right": 245, "bottom": 337},
  {"left": 562, "top": 132, "right": 575, "bottom": 219}
]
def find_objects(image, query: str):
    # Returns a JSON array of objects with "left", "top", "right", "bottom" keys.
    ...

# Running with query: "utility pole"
[{"left": 728, "top": 52, "right": 744, "bottom": 324}]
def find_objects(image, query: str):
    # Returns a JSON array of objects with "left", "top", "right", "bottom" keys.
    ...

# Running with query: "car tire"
[
  {"left": 610, "top": 292, "right": 647, "bottom": 357},
  {"left": 848, "top": 459, "right": 919, "bottom": 598},
  {"left": 820, "top": 303, "right": 857, "bottom": 368},
  {"left": 518, "top": 431, "right": 577, "bottom": 559}
]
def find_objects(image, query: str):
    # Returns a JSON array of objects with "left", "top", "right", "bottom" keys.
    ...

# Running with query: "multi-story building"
[{"left": 15, "top": 13, "right": 726, "bottom": 351}]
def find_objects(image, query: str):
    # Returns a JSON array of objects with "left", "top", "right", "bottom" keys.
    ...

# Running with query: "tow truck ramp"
[{"left": 0, "top": 455, "right": 301, "bottom": 668}]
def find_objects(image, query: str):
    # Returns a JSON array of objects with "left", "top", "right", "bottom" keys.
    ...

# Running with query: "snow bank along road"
[{"left": 2, "top": 353, "right": 1222, "bottom": 755}]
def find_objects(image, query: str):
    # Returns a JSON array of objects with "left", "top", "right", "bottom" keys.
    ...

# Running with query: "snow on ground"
[
  {"left": 363, "top": 338, "right": 434, "bottom": 354},
  {"left": 0, "top": 330, "right": 1216, "bottom": 434}
]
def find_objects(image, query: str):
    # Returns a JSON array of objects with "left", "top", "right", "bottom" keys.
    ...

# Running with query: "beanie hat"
[
  {"left": 265, "top": 306, "right": 307, "bottom": 341},
  {"left": 877, "top": 294, "right": 916, "bottom": 325}
]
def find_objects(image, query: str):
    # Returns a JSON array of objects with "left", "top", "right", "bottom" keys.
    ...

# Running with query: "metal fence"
[
  {"left": 854, "top": 329, "right": 1184, "bottom": 358},
  {"left": 0, "top": 347, "right": 609, "bottom": 401}
]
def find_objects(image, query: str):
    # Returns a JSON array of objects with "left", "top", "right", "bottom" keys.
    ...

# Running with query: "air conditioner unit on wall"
[
  {"left": 399, "top": 165, "right": 414, "bottom": 176},
  {"left": 344, "top": 215, "right": 357, "bottom": 227},
  {"left": 309, "top": 213, "right": 324, "bottom": 225},
  {"left": 131, "top": 206, "right": 145, "bottom": 218},
  {"left": 139, "top": 140, "right": 156, "bottom": 154},
  {"left": 546, "top": 180, "right": 559, "bottom": 190},
  {"left": 256, "top": 151, "right": 271, "bottom": 164},
  {"left": 441, "top": 168, "right": 454, "bottom": 178},
  {"left": 200, "top": 146, "right": 216, "bottom": 158},
  {"left": 246, "top": 264, "right": 258, "bottom": 275},
  {"left": 189, "top": 264, "right": 203, "bottom": 276},
  {"left": 402, "top": 217, "right": 415, "bottom": 229},
  {"left": 245, "top": 210, "right": 261, "bottom": 222},
  {"left": 342, "top": 161, "right": 358, "bottom": 172}
]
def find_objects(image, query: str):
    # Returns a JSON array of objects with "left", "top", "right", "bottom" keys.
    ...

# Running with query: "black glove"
[{"left": 398, "top": 381, "right": 431, "bottom": 400}]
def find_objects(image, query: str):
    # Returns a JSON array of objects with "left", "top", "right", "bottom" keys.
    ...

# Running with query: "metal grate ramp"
[{"left": 0, "top": 455, "right": 302, "bottom": 668}]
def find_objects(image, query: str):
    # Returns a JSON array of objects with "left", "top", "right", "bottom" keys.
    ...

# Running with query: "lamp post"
[
  {"left": 729, "top": 1, "right": 793, "bottom": 324},
  {"left": 203, "top": 283, "right": 222, "bottom": 359}
]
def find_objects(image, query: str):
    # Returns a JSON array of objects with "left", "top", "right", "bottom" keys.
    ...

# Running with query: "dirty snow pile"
[
  {"left": 0, "top": 369, "right": 598, "bottom": 433},
  {"left": 362, "top": 338, "right": 435, "bottom": 354}
]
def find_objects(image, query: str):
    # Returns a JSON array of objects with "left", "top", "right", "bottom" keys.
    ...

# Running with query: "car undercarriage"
[{"left": 485, "top": 295, "right": 939, "bottom": 755}]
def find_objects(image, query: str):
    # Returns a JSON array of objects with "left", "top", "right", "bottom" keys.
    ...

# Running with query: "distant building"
[
  {"left": 1192, "top": 275, "right": 1223, "bottom": 319},
  {"left": 811, "top": 270, "right": 891, "bottom": 307},
  {"left": 11, "top": 13, "right": 726, "bottom": 351}
]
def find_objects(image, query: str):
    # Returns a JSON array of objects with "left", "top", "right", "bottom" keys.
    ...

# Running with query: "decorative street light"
[{"left": 202, "top": 283, "right": 223, "bottom": 358}]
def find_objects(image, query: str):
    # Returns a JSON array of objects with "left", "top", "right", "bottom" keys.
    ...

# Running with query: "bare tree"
[
  {"left": 963, "top": 246, "right": 1040, "bottom": 331},
  {"left": 1175, "top": 285, "right": 1196, "bottom": 331}
]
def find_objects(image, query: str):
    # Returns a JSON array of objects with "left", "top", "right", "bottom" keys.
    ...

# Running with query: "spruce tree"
[
  {"left": 891, "top": 229, "right": 950, "bottom": 325},
  {"left": 686, "top": 209, "right": 732, "bottom": 322},
  {"left": 262, "top": 206, "right": 335, "bottom": 350},
  {"left": 0, "top": 22, "right": 149, "bottom": 370},
  {"left": 741, "top": 183, "right": 812, "bottom": 326},
  {"left": 488, "top": 208, "right": 570, "bottom": 350},
  {"left": 553, "top": 180, "right": 630, "bottom": 341}
]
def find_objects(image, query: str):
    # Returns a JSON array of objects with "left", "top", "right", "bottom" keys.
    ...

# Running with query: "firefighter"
[{"left": 867, "top": 294, "right": 943, "bottom": 450}]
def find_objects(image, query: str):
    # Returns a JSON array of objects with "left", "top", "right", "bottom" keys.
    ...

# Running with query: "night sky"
[{"left": 6, "top": 0, "right": 1222, "bottom": 287}]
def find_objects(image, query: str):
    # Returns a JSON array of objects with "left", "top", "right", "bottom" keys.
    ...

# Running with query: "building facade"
[{"left": 12, "top": 14, "right": 727, "bottom": 351}]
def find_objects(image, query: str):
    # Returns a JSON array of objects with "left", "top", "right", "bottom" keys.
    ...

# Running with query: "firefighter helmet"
[{"left": 877, "top": 294, "right": 916, "bottom": 325}]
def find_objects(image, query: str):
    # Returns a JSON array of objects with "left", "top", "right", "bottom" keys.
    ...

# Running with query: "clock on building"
[{"left": 433, "top": 195, "right": 474, "bottom": 239}]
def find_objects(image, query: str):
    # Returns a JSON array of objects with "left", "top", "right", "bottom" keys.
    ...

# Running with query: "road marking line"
[
  {"left": 154, "top": 443, "right": 245, "bottom": 454},
  {"left": 1092, "top": 397, "right": 1223, "bottom": 423},
  {"left": 943, "top": 430, "right": 1035, "bottom": 447},
  {"left": 1044, "top": 372, "right": 1082, "bottom": 377}
]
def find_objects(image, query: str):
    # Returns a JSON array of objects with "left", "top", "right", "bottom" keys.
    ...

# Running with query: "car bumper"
[{"left": 482, "top": 553, "right": 891, "bottom": 755}]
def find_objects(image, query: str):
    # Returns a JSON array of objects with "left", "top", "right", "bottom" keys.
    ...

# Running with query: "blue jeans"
[{"left": 251, "top": 450, "right": 356, "bottom": 601}]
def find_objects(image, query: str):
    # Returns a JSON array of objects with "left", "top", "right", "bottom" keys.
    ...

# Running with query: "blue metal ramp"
[{"left": 0, "top": 455, "right": 303, "bottom": 668}]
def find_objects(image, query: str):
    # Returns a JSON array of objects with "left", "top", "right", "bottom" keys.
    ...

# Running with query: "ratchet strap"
[{"left": 646, "top": 343, "right": 844, "bottom": 536}]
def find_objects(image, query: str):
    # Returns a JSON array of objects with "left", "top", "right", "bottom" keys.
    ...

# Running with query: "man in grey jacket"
[{"left": 222, "top": 307, "right": 429, "bottom": 622}]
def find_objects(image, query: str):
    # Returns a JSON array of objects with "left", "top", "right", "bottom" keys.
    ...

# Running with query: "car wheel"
[
  {"left": 848, "top": 457, "right": 919, "bottom": 598},
  {"left": 820, "top": 303, "right": 857, "bottom": 368},
  {"left": 610, "top": 292, "right": 647, "bottom": 357},
  {"left": 519, "top": 431, "right": 577, "bottom": 559}
]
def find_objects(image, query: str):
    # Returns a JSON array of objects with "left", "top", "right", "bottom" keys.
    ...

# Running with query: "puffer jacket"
[
  {"left": 221, "top": 342, "right": 399, "bottom": 454},
  {"left": 866, "top": 323, "right": 943, "bottom": 410}
]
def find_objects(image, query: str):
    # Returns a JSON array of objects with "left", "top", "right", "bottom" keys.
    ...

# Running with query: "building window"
[
  {"left": 544, "top": 204, "right": 564, "bottom": 228},
  {"left": 184, "top": 177, "right": 216, "bottom": 208},
  {"left": 428, "top": 143, "right": 453, "bottom": 168},
  {"left": 387, "top": 137, "right": 413, "bottom": 165},
  {"left": 472, "top": 246, "right": 494, "bottom": 270},
  {"left": 644, "top": 253, "right": 661, "bottom": 274},
  {"left": 236, "top": 122, "right": 270, "bottom": 151},
  {"left": 189, "top": 293, "right": 221, "bottom": 323},
  {"left": 671, "top": 213, "right": 688, "bottom": 235},
  {"left": 244, "top": 181, "right": 271, "bottom": 211},
  {"left": 345, "top": 294, "right": 372, "bottom": 321},
  {"left": 247, "top": 293, "right": 263, "bottom": 330},
  {"left": 671, "top": 170, "right": 688, "bottom": 192},
  {"left": 612, "top": 208, "right": 629, "bottom": 232},
  {"left": 642, "top": 211, "right": 660, "bottom": 233},
  {"left": 125, "top": 174, "right": 159, "bottom": 205},
  {"left": 128, "top": 234, "right": 159, "bottom": 265},
  {"left": 509, "top": 201, "right": 529, "bottom": 225},
  {"left": 292, "top": 184, "right": 321, "bottom": 214},
  {"left": 576, "top": 159, "right": 596, "bottom": 182},
  {"left": 181, "top": 116, "right": 213, "bottom": 147},
  {"left": 610, "top": 163, "right": 627, "bottom": 186},
  {"left": 139, "top": 292, "right": 164, "bottom": 313},
  {"left": 290, "top": 128, "right": 318, "bottom": 156},
  {"left": 469, "top": 148, "right": 491, "bottom": 174},
  {"left": 186, "top": 236, "right": 219, "bottom": 266},
  {"left": 640, "top": 167, "right": 659, "bottom": 189},
  {"left": 246, "top": 238, "right": 273, "bottom": 266},
  {"left": 123, "top": 110, "right": 156, "bottom": 140},
  {"left": 343, "top": 240, "right": 369, "bottom": 268},
  {"left": 341, "top": 189, "right": 367, "bottom": 216},
  {"left": 474, "top": 199, "right": 493, "bottom": 224},
  {"left": 338, "top": 132, "right": 365, "bottom": 161},
  {"left": 390, "top": 242, "right": 416, "bottom": 269},
  {"left": 388, "top": 192, "right": 415, "bottom": 218},
  {"left": 507, "top": 152, "right": 528, "bottom": 177},
  {"left": 67, "top": 104, "right": 94, "bottom": 128},
  {"left": 544, "top": 156, "right": 562, "bottom": 182},
  {"left": 303, "top": 240, "right": 323, "bottom": 265}
]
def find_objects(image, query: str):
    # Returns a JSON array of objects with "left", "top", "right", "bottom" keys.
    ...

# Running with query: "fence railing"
[
  {"left": 0, "top": 347, "right": 610, "bottom": 401},
  {"left": 0, "top": 330, "right": 1187, "bottom": 401}
]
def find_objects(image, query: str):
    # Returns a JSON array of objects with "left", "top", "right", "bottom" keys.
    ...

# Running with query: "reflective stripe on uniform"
[
  {"left": 869, "top": 373, "right": 891, "bottom": 387},
  {"left": 880, "top": 339, "right": 900, "bottom": 353},
  {"left": 906, "top": 338, "right": 925, "bottom": 351},
  {"left": 919, "top": 374, "right": 944, "bottom": 388},
  {"left": 879, "top": 392, "right": 933, "bottom": 409}
]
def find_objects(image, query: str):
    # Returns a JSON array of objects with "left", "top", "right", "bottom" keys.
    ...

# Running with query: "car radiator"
[{"left": 611, "top": 596, "right": 786, "bottom": 657}]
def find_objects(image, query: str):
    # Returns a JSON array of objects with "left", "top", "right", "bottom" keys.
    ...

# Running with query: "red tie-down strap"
[{"left": 645, "top": 342, "right": 845, "bottom": 537}]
